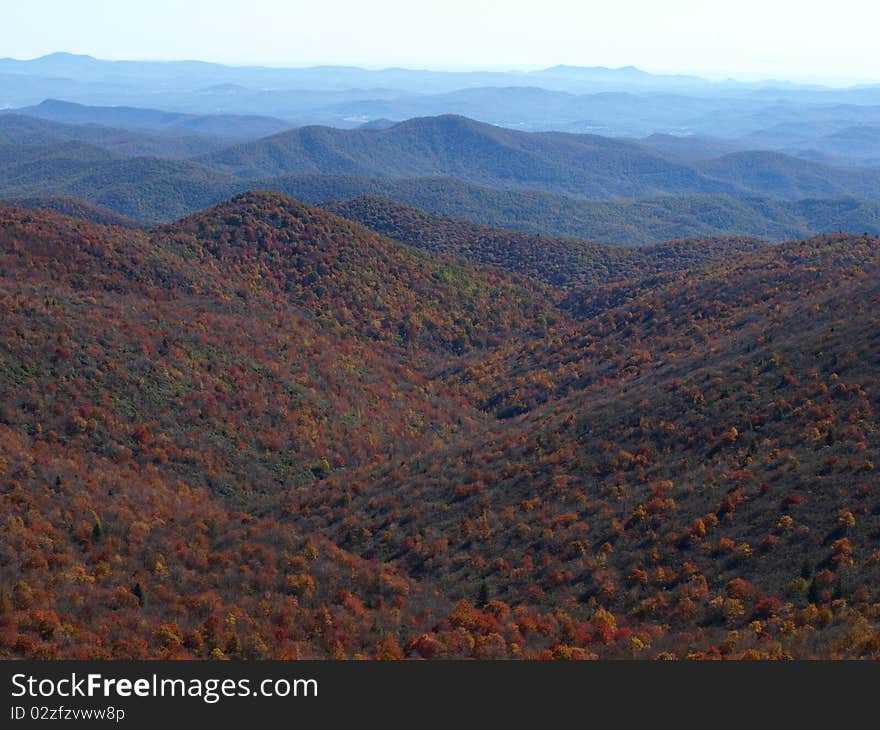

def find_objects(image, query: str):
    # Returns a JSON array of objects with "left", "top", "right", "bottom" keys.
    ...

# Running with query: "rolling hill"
[
  {"left": 3, "top": 136, "right": 880, "bottom": 242},
  {"left": 0, "top": 192, "right": 558, "bottom": 659},
  {"left": 0, "top": 195, "right": 141, "bottom": 227},
  {"left": 696, "top": 151, "right": 880, "bottom": 199}
]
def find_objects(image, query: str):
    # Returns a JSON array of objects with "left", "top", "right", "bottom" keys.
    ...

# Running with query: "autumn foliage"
[{"left": 2, "top": 193, "right": 880, "bottom": 659}]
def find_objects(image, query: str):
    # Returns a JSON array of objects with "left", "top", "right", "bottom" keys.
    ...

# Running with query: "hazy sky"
[{"left": 3, "top": 0, "right": 879, "bottom": 83}]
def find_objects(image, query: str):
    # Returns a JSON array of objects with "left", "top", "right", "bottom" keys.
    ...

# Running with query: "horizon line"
[{"left": 3, "top": 51, "right": 878, "bottom": 90}]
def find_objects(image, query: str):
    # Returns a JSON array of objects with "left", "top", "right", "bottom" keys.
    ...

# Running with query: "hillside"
[
  {"left": 0, "top": 194, "right": 557, "bottom": 659},
  {"left": 204, "top": 115, "right": 740, "bottom": 198},
  {"left": 274, "top": 175, "right": 880, "bottom": 244},
  {"left": 205, "top": 115, "right": 880, "bottom": 202},
  {"left": 165, "top": 191, "right": 558, "bottom": 352},
  {"left": 0, "top": 142, "right": 245, "bottom": 220},
  {"left": 324, "top": 195, "right": 769, "bottom": 288},
  {"left": 0, "top": 195, "right": 141, "bottom": 227},
  {"left": 295, "top": 232, "right": 880, "bottom": 658},
  {"left": 0, "top": 113, "right": 232, "bottom": 158},
  {"left": 2, "top": 194, "right": 880, "bottom": 659},
  {"left": 696, "top": 151, "right": 880, "bottom": 199}
]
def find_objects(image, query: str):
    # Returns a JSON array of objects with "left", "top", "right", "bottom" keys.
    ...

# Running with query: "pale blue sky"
[{"left": 2, "top": 0, "right": 879, "bottom": 83}]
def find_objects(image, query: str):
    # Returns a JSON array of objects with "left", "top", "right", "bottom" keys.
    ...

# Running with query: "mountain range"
[
  {"left": 3, "top": 53, "right": 880, "bottom": 155},
  {"left": 4, "top": 52, "right": 880, "bottom": 660},
  {"left": 3, "top": 110, "right": 880, "bottom": 243}
]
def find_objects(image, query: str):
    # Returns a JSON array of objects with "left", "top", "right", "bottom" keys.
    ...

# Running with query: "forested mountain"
[
  {"left": 272, "top": 175, "right": 880, "bottom": 244},
  {"left": 203, "top": 115, "right": 880, "bottom": 200},
  {"left": 4, "top": 162, "right": 879, "bottom": 243},
  {"left": 695, "top": 151, "right": 880, "bottom": 199},
  {"left": 0, "top": 142, "right": 244, "bottom": 220},
  {"left": 0, "top": 114, "right": 232, "bottom": 158},
  {"left": 634, "top": 133, "right": 745, "bottom": 161},
  {"left": 304, "top": 232, "right": 880, "bottom": 660},
  {"left": 4, "top": 112, "right": 880, "bottom": 242},
  {"left": 324, "top": 195, "right": 769, "bottom": 288},
  {"left": 2, "top": 193, "right": 880, "bottom": 659},
  {"left": 202, "top": 115, "right": 747, "bottom": 197},
  {"left": 0, "top": 195, "right": 141, "bottom": 228}
]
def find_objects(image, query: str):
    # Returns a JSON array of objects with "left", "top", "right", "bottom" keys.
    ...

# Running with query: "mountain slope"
[
  {"left": 3, "top": 140, "right": 880, "bottom": 241},
  {"left": 0, "top": 202, "right": 491, "bottom": 659},
  {"left": 0, "top": 195, "right": 560, "bottom": 659},
  {"left": 3, "top": 196, "right": 880, "bottom": 659},
  {"left": 0, "top": 195, "right": 141, "bottom": 227},
  {"left": 205, "top": 115, "right": 740, "bottom": 198},
  {"left": 295, "top": 233, "right": 880, "bottom": 658},
  {"left": 271, "top": 174, "right": 880, "bottom": 244},
  {"left": 0, "top": 113, "right": 232, "bottom": 158},
  {"left": 697, "top": 151, "right": 880, "bottom": 199},
  {"left": 2, "top": 111, "right": 880, "bottom": 240},
  {"left": 0, "top": 142, "right": 245, "bottom": 220},
  {"left": 166, "top": 191, "right": 558, "bottom": 352},
  {"left": 324, "top": 195, "right": 769, "bottom": 288},
  {"left": 205, "top": 115, "right": 880, "bottom": 202}
]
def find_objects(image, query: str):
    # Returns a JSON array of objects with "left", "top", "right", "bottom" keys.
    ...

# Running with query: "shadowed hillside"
[{"left": 324, "top": 194, "right": 770, "bottom": 288}]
